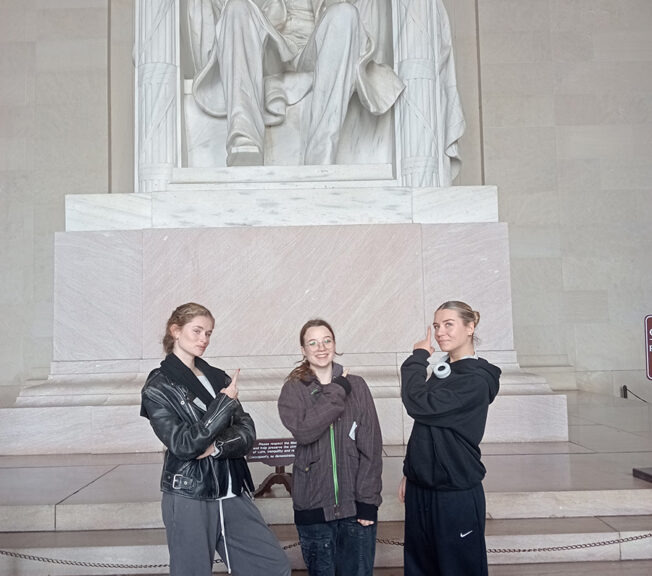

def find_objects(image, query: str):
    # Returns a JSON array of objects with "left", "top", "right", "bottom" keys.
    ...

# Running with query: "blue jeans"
[{"left": 297, "top": 517, "right": 377, "bottom": 576}]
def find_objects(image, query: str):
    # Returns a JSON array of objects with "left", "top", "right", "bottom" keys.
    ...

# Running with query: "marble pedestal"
[{"left": 5, "top": 183, "right": 568, "bottom": 455}]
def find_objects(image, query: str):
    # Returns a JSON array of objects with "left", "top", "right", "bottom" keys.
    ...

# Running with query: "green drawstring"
[{"left": 330, "top": 423, "right": 339, "bottom": 506}]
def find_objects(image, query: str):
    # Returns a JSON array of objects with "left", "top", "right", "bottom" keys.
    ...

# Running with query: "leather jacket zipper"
[
  {"left": 205, "top": 396, "right": 233, "bottom": 427},
  {"left": 169, "top": 385, "right": 200, "bottom": 422}
]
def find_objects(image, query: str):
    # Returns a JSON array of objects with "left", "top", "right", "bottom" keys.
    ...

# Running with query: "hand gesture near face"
[
  {"left": 222, "top": 368, "right": 240, "bottom": 399},
  {"left": 414, "top": 326, "right": 435, "bottom": 355}
]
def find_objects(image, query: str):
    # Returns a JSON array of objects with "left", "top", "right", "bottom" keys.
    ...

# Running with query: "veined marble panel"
[
  {"left": 141, "top": 224, "right": 424, "bottom": 358},
  {"left": 244, "top": 401, "right": 290, "bottom": 440},
  {"left": 421, "top": 223, "right": 515, "bottom": 352},
  {"left": 53, "top": 230, "right": 143, "bottom": 361},
  {"left": 374, "top": 397, "right": 405, "bottom": 445},
  {"left": 51, "top": 223, "right": 519, "bottom": 368}
]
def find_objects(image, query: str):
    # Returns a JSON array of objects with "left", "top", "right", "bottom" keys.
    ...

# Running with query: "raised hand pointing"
[{"left": 414, "top": 325, "right": 435, "bottom": 355}]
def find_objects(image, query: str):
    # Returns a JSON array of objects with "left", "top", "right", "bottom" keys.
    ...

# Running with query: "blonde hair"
[
  {"left": 162, "top": 302, "right": 215, "bottom": 354},
  {"left": 436, "top": 300, "right": 480, "bottom": 344}
]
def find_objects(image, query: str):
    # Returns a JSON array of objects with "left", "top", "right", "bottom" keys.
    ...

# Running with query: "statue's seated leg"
[
  {"left": 302, "top": 2, "right": 360, "bottom": 165},
  {"left": 216, "top": 0, "right": 268, "bottom": 166}
]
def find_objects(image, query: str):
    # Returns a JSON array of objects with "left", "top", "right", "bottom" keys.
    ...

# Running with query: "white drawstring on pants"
[{"left": 219, "top": 499, "right": 232, "bottom": 574}]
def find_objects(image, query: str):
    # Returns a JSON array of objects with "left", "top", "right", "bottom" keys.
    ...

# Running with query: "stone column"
[
  {"left": 394, "top": 0, "right": 465, "bottom": 187},
  {"left": 135, "top": 0, "right": 180, "bottom": 193}
]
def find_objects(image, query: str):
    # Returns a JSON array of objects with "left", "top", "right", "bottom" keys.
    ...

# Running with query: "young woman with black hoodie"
[{"left": 399, "top": 301, "right": 501, "bottom": 576}]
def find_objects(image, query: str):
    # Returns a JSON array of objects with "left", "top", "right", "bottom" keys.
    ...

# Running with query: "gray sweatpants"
[{"left": 161, "top": 492, "right": 291, "bottom": 576}]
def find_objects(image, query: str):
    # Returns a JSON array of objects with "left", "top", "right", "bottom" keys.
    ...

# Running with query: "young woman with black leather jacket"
[{"left": 140, "top": 302, "right": 290, "bottom": 576}]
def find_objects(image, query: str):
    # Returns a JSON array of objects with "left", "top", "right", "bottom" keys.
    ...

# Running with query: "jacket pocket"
[
  {"left": 341, "top": 440, "right": 360, "bottom": 501},
  {"left": 292, "top": 456, "right": 322, "bottom": 510}
]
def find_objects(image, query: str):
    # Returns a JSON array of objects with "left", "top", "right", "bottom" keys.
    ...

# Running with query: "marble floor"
[
  {"left": 1, "top": 391, "right": 651, "bottom": 575},
  {"left": 353, "top": 560, "right": 652, "bottom": 575},
  {"left": 115, "top": 560, "right": 652, "bottom": 576},
  {"left": 311, "top": 560, "right": 652, "bottom": 575}
]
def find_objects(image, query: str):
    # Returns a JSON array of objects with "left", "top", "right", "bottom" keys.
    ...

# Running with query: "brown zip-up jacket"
[{"left": 278, "top": 363, "right": 383, "bottom": 524}]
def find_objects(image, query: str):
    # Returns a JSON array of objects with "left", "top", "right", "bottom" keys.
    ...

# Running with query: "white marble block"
[
  {"left": 64, "top": 185, "right": 499, "bottom": 231},
  {"left": 53, "top": 222, "right": 512, "bottom": 368},
  {"left": 9, "top": 220, "right": 570, "bottom": 453}
]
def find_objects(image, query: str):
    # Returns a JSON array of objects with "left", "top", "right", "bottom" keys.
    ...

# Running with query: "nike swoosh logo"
[{"left": 460, "top": 530, "right": 473, "bottom": 538}]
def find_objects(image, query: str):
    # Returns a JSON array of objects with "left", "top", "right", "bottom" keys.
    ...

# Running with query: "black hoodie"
[{"left": 401, "top": 349, "right": 501, "bottom": 490}]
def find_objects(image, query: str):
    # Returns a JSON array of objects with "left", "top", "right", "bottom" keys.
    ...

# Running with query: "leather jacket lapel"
[{"left": 159, "top": 353, "right": 223, "bottom": 408}]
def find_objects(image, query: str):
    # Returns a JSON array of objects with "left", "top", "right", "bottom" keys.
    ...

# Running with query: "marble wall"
[
  {"left": 52, "top": 223, "right": 513, "bottom": 371},
  {"left": 0, "top": 0, "right": 110, "bottom": 385},
  {"left": 1, "top": 0, "right": 651, "bottom": 408},
  {"left": 36, "top": 221, "right": 571, "bottom": 452},
  {"left": 478, "top": 0, "right": 652, "bottom": 400}
]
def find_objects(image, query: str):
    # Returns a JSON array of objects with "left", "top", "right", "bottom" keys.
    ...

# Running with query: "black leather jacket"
[{"left": 140, "top": 354, "right": 255, "bottom": 500}]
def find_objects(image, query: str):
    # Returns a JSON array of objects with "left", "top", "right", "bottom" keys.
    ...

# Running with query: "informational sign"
[
  {"left": 646, "top": 315, "right": 652, "bottom": 381},
  {"left": 247, "top": 438, "right": 296, "bottom": 465}
]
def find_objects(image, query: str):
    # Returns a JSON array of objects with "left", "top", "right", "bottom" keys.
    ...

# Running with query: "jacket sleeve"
[
  {"left": 141, "top": 382, "right": 238, "bottom": 460},
  {"left": 212, "top": 401, "right": 256, "bottom": 459},
  {"left": 277, "top": 379, "right": 347, "bottom": 445},
  {"left": 400, "top": 349, "right": 486, "bottom": 425},
  {"left": 353, "top": 376, "right": 383, "bottom": 519}
]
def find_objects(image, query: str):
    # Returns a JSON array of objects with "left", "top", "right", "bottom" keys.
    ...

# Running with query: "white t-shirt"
[{"left": 197, "top": 373, "right": 235, "bottom": 500}]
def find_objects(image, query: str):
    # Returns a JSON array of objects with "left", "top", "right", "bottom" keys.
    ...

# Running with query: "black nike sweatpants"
[{"left": 404, "top": 479, "right": 488, "bottom": 576}]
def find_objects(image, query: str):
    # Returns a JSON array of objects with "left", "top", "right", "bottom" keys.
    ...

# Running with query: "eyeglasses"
[{"left": 305, "top": 337, "right": 335, "bottom": 350}]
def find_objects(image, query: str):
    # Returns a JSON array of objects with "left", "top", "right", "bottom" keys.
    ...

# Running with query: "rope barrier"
[{"left": 1, "top": 533, "right": 650, "bottom": 569}]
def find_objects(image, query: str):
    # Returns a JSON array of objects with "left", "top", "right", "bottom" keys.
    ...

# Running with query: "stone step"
[
  {"left": 1, "top": 517, "right": 651, "bottom": 575},
  {"left": 1, "top": 381, "right": 569, "bottom": 456},
  {"left": 4, "top": 482, "right": 652, "bottom": 533},
  {"left": 3, "top": 359, "right": 568, "bottom": 456}
]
